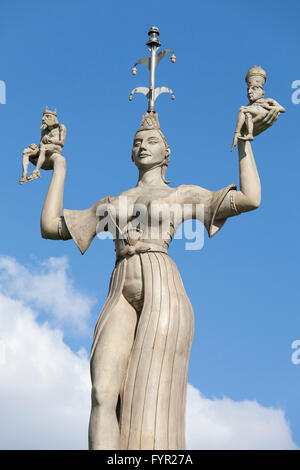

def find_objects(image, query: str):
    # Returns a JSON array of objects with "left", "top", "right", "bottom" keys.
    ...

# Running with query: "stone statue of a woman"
[
  {"left": 37, "top": 108, "right": 279, "bottom": 450},
  {"left": 28, "top": 28, "right": 284, "bottom": 451}
]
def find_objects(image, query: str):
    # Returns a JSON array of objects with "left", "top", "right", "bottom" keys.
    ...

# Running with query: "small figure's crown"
[
  {"left": 43, "top": 106, "right": 57, "bottom": 116},
  {"left": 245, "top": 66, "right": 266, "bottom": 87},
  {"left": 137, "top": 112, "right": 161, "bottom": 132}
]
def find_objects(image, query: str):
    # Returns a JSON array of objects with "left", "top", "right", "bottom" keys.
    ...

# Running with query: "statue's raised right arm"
[
  {"left": 40, "top": 153, "right": 70, "bottom": 240},
  {"left": 40, "top": 152, "right": 108, "bottom": 255}
]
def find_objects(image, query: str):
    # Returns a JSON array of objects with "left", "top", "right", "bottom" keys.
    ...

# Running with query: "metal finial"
[{"left": 129, "top": 27, "right": 175, "bottom": 112}]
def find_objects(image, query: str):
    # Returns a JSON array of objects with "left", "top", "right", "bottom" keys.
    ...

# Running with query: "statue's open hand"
[
  {"left": 29, "top": 151, "right": 65, "bottom": 171},
  {"left": 253, "top": 107, "right": 281, "bottom": 136}
]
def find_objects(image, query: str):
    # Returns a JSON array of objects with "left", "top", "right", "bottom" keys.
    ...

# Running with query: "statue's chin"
[{"left": 137, "top": 158, "right": 164, "bottom": 168}]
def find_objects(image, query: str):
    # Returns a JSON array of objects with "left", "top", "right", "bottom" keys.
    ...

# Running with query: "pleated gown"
[{"left": 90, "top": 252, "right": 194, "bottom": 450}]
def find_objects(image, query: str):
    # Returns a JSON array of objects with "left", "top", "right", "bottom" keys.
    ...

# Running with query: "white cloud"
[
  {"left": 0, "top": 292, "right": 90, "bottom": 450},
  {"left": 0, "top": 256, "right": 95, "bottom": 332},
  {"left": 186, "top": 384, "right": 298, "bottom": 450},
  {"left": 0, "top": 256, "right": 297, "bottom": 450}
]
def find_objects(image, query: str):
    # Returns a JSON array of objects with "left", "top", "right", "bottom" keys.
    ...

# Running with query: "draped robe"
[{"left": 63, "top": 183, "right": 236, "bottom": 449}]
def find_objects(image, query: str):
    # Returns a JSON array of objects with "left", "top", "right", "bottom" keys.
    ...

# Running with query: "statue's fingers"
[
  {"left": 272, "top": 111, "right": 280, "bottom": 123},
  {"left": 265, "top": 114, "right": 278, "bottom": 126},
  {"left": 260, "top": 116, "right": 273, "bottom": 128},
  {"left": 264, "top": 108, "right": 278, "bottom": 125},
  {"left": 265, "top": 108, "right": 277, "bottom": 119},
  {"left": 253, "top": 121, "right": 269, "bottom": 136},
  {"left": 261, "top": 110, "right": 274, "bottom": 124}
]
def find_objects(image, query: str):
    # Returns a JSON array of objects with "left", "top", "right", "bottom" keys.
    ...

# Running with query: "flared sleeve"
[
  {"left": 207, "top": 184, "right": 237, "bottom": 237},
  {"left": 63, "top": 196, "right": 111, "bottom": 254},
  {"left": 177, "top": 184, "right": 237, "bottom": 238}
]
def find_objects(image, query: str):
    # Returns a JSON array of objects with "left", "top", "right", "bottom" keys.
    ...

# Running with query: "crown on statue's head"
[
  {"left": 136, "top": 112, "right": 161, "bottom": 132},
  {"left": 245, "top": 66, "right": 266, "bottom": 88},
  {"left": 43, "top": 106, "right": 57, "bottom": 116}
]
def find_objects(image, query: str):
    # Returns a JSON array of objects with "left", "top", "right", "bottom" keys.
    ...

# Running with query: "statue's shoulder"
[
  {"left": 175, "top": 184, "right": 210, "bottom": 201},
  {"left": 116, "top": 187, "right": 140, "bottom": 199},
  {"left": 105, "top": 187, "right": 140, "bottom": 205},
  {"left": 176, "top": 184, "right": 207, "bottom": 191}
]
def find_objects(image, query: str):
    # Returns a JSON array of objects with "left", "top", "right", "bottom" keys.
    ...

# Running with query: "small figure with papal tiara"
[{"left": 231, "top": 66, "right": 285, "bottom": 151}]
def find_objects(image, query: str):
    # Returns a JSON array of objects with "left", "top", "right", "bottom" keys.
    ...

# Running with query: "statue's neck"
[{"left": 137, "top": 166, "right": 167, "bottom": 187}]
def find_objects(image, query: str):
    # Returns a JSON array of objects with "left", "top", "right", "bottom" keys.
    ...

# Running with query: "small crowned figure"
[
  {"left": 231, "top": 66, "right": 286, "bottom": 151},
  {"left": 19, "top": 106, "right": 66, "bottom": 184}
]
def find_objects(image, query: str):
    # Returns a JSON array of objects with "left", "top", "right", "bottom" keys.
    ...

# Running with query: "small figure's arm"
[
  {"left": 261, "top": 98, "right": 286, "bottom": 113},
  {"left": 43, "top": 125, "right": 67, "bottom": 147}
]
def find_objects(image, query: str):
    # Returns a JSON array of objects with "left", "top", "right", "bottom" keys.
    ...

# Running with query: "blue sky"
[{"left": 0, "top": 0, "right": 299, "bottom": 449}]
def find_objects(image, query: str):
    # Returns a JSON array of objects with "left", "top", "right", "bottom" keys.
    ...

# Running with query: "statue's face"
[
  {"left": 41, "top": 113, "right": 57, "bottom": 130},
  {"left": 132, "top": 130, "right": 169, "bottom": 170},
  {"left": 247, "top": 85, "right": 264, "bottom": 102}
]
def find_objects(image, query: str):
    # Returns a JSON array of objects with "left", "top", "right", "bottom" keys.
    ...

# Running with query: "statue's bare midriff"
[{"left": 122, "top": 255, "right": 144, "bottom": 312}]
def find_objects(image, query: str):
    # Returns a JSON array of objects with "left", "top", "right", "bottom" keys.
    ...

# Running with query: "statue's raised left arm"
[
  {"left": 176, "top": 106, "right": 282, "bottom": 237},
  {"left": 216, "top": 104, "right": 281, "bottom": 221},
  {"left": 215, "top": 139, "right": 261, "bottom": 221}
]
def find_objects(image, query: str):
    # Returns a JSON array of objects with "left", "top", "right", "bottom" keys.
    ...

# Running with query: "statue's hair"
[
  {"left": 51, "top": 114, "right": 59, "bottom": 124},
  {"left": 132, "top": 128, "right": 171, "bottom": 184},
  {"left": 45, "top": 113, "right": 59, "bottom": 126},
  {"left": 159, "top": 130, "right": 171, "bottom": 184}
]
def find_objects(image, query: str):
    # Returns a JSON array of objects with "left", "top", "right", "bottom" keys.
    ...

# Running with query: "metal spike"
[{"left": 129, "top": 27, "right": 175, "bottom": 113}]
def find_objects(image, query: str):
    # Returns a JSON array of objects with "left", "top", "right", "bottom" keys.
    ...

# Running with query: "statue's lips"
[{"left": 139, "top": 153, "right": 151, "bottom": 158}]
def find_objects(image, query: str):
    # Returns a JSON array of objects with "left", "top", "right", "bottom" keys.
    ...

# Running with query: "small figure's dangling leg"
[
  {"left": 231, "top": 132, "right": 239, "bottom": 152},
  {"left": 27, "top": 168, "right": 41, "bottom": 181},
  {"left": 231, "top": 108, "right": 246, "bottom": 151},
  {"left": 238, "top": 112, "right": 254, "bottom": 142},
  {"left": 19, "top": 150, "right": 30, "bottom": 184},
  {"left": 27, "top": 148, "right": 46, "bottom": 181}
]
